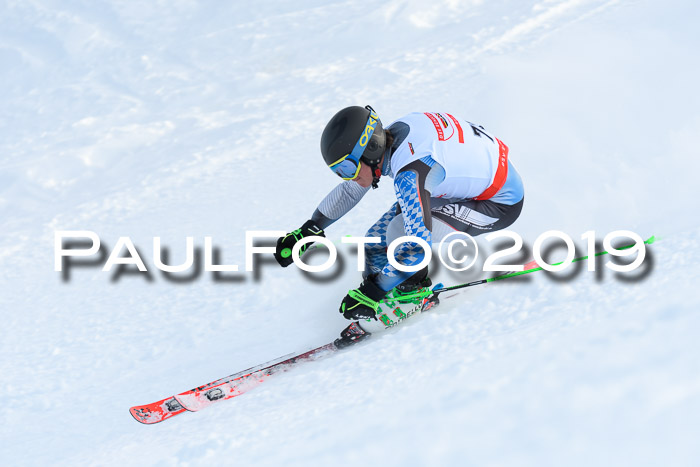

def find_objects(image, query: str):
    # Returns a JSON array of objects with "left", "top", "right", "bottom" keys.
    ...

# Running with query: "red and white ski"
[
  {"left": 129, "top": 343, "right": 337, "bottom": 424},
  {"left": 130, "top": 286, "right": 443, "bottom": 424},
  {"left": 130, "top": 273, "right": 528, "bottom": 424}
]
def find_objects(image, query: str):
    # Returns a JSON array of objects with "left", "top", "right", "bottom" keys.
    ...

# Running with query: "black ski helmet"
[{"left": 320, "top": 105, "right": 386, "bottom": 187}]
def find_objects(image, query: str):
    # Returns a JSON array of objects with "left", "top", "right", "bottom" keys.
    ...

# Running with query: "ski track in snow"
[{"left": 1, "top": 0, "right": 699, "bottom": 465}]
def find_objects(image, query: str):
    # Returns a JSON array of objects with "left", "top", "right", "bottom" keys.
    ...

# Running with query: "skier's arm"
[
  {"left": 310, "top": 180, "right": 370, "bottom": 229},
  {"left": 274, "top": 181, "right": 368, "bottom": 267}
]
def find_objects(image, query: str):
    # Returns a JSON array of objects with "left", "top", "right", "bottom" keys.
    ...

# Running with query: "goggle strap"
[
  {"left": 328, "top": 108, "right": 380, "bottom": 181},
  {"left": 346, "top": 110, "right": 378, "bottom": 163}
]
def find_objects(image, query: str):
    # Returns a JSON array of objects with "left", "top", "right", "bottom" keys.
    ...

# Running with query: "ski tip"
[
  {"left": 130, "top": 406, "right": 163, "bottom": 424},
  {"left": 129, "top": 397, "right": 187, "bottom": 424}
]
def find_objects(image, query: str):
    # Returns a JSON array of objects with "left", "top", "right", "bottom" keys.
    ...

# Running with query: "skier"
[{"left": 274, "top": 106, "right": 524, "bottom": 347}]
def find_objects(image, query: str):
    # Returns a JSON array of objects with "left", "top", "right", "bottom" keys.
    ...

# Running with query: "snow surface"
[{"left": 1, "top": 0, "right": 699, "bottom": 465}]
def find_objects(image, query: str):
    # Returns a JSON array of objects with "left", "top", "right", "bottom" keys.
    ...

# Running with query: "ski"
[
  {"left": 129, "top": 269, "right": 524, "bottom": 425},
  {"left": 130, "top": 342, "right": 337, "bottom": 424},
  {"left": 173, "top": 342, "right": 337, "bottom": 412},
  {"left": 130, "top": 294, "right": 441, "bottom": 423},
  {"left": 130, "top": 283, "right": 444, "bottom": 423},
  {"left": 129, "top": 269, "right": 532, "bottom": 424},
  {"left": 129, "top": 281, "right": 467, "bottom": 423}
]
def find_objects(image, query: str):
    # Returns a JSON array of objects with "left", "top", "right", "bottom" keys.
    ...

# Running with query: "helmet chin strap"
[
  {"left": 371, "top": 165, "right": 381, "bottom": 189},
  {"left": 368, "top": 146, "right": 389, "bottom": 189}
]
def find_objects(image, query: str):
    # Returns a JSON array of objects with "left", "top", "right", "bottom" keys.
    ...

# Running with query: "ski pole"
[{"left": 380, "top": 235, "right": 656, "bottom": 303}]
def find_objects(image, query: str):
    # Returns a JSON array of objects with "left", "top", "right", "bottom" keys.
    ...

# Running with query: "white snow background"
[{"left": 1, "top": 0, "right": 699, "bottom": 466}]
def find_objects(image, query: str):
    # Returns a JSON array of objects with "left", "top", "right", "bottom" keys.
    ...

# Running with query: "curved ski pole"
[{"left": 380, "top": 235, "right": 656, "bottom": 303}]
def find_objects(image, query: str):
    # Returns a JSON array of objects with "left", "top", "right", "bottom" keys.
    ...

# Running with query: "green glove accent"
[
  {"left": 274, "top": 220, "right": 325, "bottom": 268},
  {"left": 347, "top": 289, "right": 380, "bottom": 312}
]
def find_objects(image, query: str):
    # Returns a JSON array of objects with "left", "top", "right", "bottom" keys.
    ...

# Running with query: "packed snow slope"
[{"left": 1, "top": 0, "right": 699, "bottom": 466}]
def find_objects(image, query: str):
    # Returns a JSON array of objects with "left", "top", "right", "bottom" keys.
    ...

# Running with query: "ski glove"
[
  {"left": 274, "top": 220, "right": 325, "bottom": 267},
  {"left": 340, "top": 277, "right": 387, "bottom": 321}
]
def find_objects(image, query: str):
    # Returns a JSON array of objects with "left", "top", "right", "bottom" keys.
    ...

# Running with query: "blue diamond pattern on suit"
[
  {"left": 364, "top": 203, "right": 398, "bottom": 275},
  {"left": 393, "top": 170, "right": 431, "bottom": 243},
  {"left": 379, "top": 170, "right": 432, "bottom": 286}
]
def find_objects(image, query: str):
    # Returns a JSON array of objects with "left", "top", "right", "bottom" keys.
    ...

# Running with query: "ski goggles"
[{"left": 328, "top": 109, "right": 379, "bottom": 180}]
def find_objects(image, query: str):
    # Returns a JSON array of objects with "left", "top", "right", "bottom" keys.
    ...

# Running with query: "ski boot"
[
  {"left": 335, "top": 269, "right": 437, "bottom": 344},
  {"left": 334, "top": 321, "right": 371, "bottom": 349},
  {"left": 359, "top": 268, "right": 434, "bottom": 331}
]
